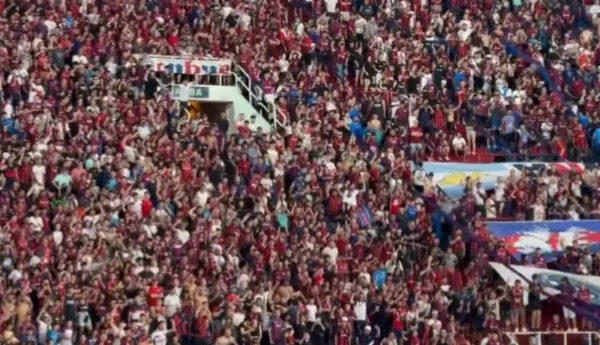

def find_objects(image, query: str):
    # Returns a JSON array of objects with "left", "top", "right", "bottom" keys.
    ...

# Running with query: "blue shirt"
[
  {"left": 350, "top": 122, "right": 365, "bottom": 140},
  {"left": 277, "top": 212, "right": 289, "bottom": 229},
  {"left": 373, "top": 270, "right": 387, "bottom": 289},
  {"left": 1, "top": 118, "right": 17, "bottom": 135},
  {"left": 502, "top": 114, "right": 516, "bottom": 134},
  {"left": 453, "top": 73, "right": 466, "bottom": 90},
  {"left": 53, "top": 173, "right": 72, "bottom": 187},
  {"left": 349, "top": 108, "right": 361, "bottom": 119},
  {"left": 64, "top": 16, "right": 74, "bottom": 28},
  {"left": 593, "top": 128, "right": 600, "bottom": 149},
  {"left": 47, "top": 330, "right": 60, "bottom": 345},
  {"left": 407, "top": 205, "right": 418, "bottom": 220},
  {"left": 579, "top": 114, "right": 590, "bottom": 127},
  {"left": 107, "top": 177, "right": 118, "bottom": 191}
]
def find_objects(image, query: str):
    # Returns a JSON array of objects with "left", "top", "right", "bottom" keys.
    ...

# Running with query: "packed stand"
[
  {"left": 0, "top": 0, "right": 599, "bottom": 345},
  {"left": 240, "top": 0, "right": 600, "bottom": 162}
]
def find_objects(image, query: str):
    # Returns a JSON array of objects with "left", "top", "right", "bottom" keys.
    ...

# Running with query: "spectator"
[{"left": 3, "top": 1, "right": 600, "bottom": 345}]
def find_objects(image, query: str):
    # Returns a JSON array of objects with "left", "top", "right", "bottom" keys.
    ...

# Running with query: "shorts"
[
  {"left": 77, "top": 312, "right": 92, "bottom": 328},
  {"left": 336, "top": 64, "right": 348, "bottom": 79},
  {"left": 410, "top": 143, "right": 423, "bottom": 154},
  {"left": 563, "top": 307, "right": 576, "bottom": 319},
  {"left": 512, "top": 306, "right": 525, "bottom": 317}
]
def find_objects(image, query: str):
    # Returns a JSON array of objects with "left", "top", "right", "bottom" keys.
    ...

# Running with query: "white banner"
[{"left": 137, "top": 55, "right": 232, "bottom": 75}]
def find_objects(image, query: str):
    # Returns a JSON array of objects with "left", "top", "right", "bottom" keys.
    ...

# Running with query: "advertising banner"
[{"left": 142, "top": 55, "right": 231, "bottom": 75}]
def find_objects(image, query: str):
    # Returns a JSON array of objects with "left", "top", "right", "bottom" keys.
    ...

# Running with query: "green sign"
[
  {"left": 172, "top": 85, "right": 210, "bottom": 100},
  {"left": 189, "top": 86, "right": 209, "bottom": 99}
]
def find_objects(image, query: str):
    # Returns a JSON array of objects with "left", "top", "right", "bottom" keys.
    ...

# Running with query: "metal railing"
[
  {"left": 503, "top": 331, "right": 600, "bottom": 345},
  {"left": 230, "top": 62, "right": 289, "bottom": 132}
]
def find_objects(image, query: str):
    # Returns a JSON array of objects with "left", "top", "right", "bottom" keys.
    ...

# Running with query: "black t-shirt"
[
  {"left": 434, "top": 66, "right": 446, "bottom": 88},
  {"left": 218, "top": 118, "right": 230, "bottom": 133},
  {"left": 64, "top": 296, "right": 78, "bottom": 322},
  {"left": 294, "top": 322, "right": 307, "bottom": 340},
  {"left": 144, "top": 77, "right": 159, "bottom": 99},
  {"left": 369, "top": 303, "right": 391, "bottom": 335},
  {"left": 310, "top": 323, "right": 327, "bottom": 345},
  {"left": 364, "top": 61, "right": 377, "bottom": 77}
]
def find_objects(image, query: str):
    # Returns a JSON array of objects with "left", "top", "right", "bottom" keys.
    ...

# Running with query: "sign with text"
[
  {"left": 143, "top": 55, "right": 231, "bottom": 75},
  {"left": 172, "top": 85, "right": 210, "bottom": 101}
]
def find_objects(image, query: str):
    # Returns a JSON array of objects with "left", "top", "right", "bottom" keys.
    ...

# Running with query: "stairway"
[{"left": 231, "top": 62, "right": 290, "bottom": 134}]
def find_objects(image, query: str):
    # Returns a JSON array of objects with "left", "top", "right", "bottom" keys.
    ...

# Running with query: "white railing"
[
  {"left": 503, "top": 331, "right": 600, "bottom": 345},
  {"left": 230, "top": 62, "right": 289, "bottom": 132}
]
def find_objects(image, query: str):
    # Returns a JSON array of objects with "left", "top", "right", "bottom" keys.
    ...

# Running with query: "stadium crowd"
[{"left": 2, "top": 0, "right": 600, "bottom": 345}]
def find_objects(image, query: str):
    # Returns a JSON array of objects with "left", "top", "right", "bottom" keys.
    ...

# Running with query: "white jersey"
[{"left": 413, "top": 169, "right": 426, "bottom": 187}]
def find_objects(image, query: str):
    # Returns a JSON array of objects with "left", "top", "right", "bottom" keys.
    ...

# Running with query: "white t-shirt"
[
  {"left": 52, "top": 230, "right": 64, "bottom": 246},
  {"left": 306, "top": 304, "right": 318, "bottom": 322},
  {"left": 322, "top": 246, "right": 339, "bottom": 265},
  {"left": 472, "top": 185, "right": 485, "bottom": 206},
  {"left": 495, "top": 181, "right": 506, "bottom": 202},
  {"left": 452, "top": 136, "right": 467, "bottom": 150},
  {"left": 571, "top": 181, "right": 582, "bottom": 198},
  {"left": 27, "top": 216, "right": 43, "bottom": 232},
  {"left": 175, "top": 229, "right": 190, "bottom": 244},
  {"left": 532, "top": 204, "right": 545, "bottom": 221},
  {"left": 326, "top": 0, "right": 337, "bottom": 12},
  {"left": 164, "top": 294, "right": 181, "bottom": 317},
  {"left": 541, "top": 122, "right": 553, "bottom": 139},
  {"left": 413, "top": 169, "right": 426, "bottom": 187},
  {"left": 485, "top": 199, "right": 496, "bottom": 219},
  {"left": 354, "top": 301, "right": 367, "bottom": 321},
  {"left": 221, "top": 5, "right": 233, "bottom": 18},
  {"left": 151, "top": 330, "right": 168, "bottom": 345},
  {"left": 9, "top": 269, "right": 22, "bottom": 284},
  {"left": 33, "top": 165, "right": 46, "bottom": 185},
  {"left": 355, "top": 18, "right": 367, "bottom": 34},
  {"left": 486, "top": 299, "right": 500, "bottom": 318},
  {"left": 195, "top": 189, "right": 210, "bottom": 207},
  {"left": 342, "top": 189, "right": 359, "bottom": 207},
  {"left": 38, "top": 320, "right": 49, "bottom": 343}
]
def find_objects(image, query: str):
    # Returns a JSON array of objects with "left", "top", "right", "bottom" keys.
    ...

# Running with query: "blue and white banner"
[
  {"left": 422, "top": 162, "right": 517, "bottom": 199},
  {"left": 487, "top": 220, "right": 600, "bottom": 256},
  {"left": 422, "top": 162, "right": 586, "bottom": 199}
]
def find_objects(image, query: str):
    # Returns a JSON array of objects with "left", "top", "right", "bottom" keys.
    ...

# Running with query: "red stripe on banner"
[{"left": 567, "top": 162, "right": 585, "bottom": 174}]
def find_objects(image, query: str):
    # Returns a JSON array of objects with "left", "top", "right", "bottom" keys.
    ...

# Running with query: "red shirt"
[
  {"left": 336, "top": 49, "right": 348, "bottom": 65},
  {"left": 182, "top": 161, "right": 193, "bottom": 181},
  {"left": 389, "top": 197, "right": 401, "bottom": 215},
  {"left": 553, "top": 138, "right": 567, "bottom": 159},
  {"left": 141, "top": 199, "right": 153, "bottom": 218},
  {"left": 573, "top": 128, "right": 588, "bottom": 149},
  {"left": 148, "top": 285, "right": 163, "bottom": 307},
  {"left": 409, "top": 126, "right": 423, "bottom": 144},
  {"left": 512, "top": 286, "right": 524, "bottom": 307}
]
